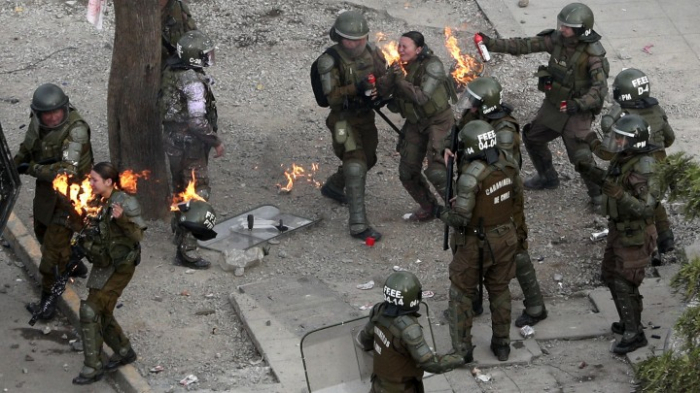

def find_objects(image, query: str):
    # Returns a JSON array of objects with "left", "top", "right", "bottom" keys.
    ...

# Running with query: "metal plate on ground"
[
  {"left": 198, "top": 204, "right": 316, "bottom": 251},
  {"left": 0, "top": 122, "right": 21, "bottom": 233}
]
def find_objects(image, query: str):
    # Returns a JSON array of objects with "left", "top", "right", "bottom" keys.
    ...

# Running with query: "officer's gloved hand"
[
  {"left": 355, "top": 76, "right": 375, "bottom": 97},
  {"left": 584, "top": 132, "right": 601, "bottom": 150},
  {"left": 433, "top": 205, "right": 445, "bottom": 219},
  {"left": 476, "top": 32, "right": 491, "bottom": 46},
  {"left": 602, "top": 180, "right": 624, "bottom": 199},
  {"left": 565, "top": 100, "right": 579, "bottom": 114},
  {"left": 16, "top": 162, "right": 31, "bottom": 175}
]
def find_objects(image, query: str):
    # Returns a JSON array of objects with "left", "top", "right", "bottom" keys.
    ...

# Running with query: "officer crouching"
[{"left": 355, "top": 271, "right": 464, "bottom": 392}]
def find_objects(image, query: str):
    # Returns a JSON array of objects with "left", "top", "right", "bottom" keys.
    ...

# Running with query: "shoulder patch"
[{"left": 586, "top": 41, "right": 606, "bottom": 56}]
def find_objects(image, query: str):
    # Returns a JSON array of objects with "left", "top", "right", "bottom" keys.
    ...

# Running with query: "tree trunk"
[{"left": 108, "top": 1, "right": 169, "bottom": 220}]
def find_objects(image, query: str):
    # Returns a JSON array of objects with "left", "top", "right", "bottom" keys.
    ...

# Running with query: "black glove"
[
  {"left": 16, "top": 163, "right": 30, "bottom": 175},
  {"left": 476, "top": 32, "right": 491, "bottom": 45},
  {"left": 355, "top": 76, "right": 375, "bottom": 96},
  {"left": 566, "top": 100, "right": 579, "bottom": 115},
  {"left": 602, "top": 180, "right": 624, "bottom": 199},
  {"left": 433, "top": 205, "right": 445, "bottom": 219}
]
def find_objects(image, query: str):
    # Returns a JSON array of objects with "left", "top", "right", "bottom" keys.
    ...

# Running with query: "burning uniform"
[
  {"left": 578, "top": 115, "right": 660, "bottom": 354},
  {"left": 378, "top": 31, "right": 458, "bottom": 221},
  {"left": 14, "top": 83, "right": 93, "bottom": 321},
  {"left": 316, "top": 11, "right": 387, "bottom": 241},
  {"left": 591, "top": 68, "right": 676, "bottom": 254},
  {"left": 437, "top": 120, "right": 522, "bottom": 362},
  {"left": 447, "top": 77, "right": 547, "bottom": 328},
  {"left": 160, "top": 30, "right": 223, "bottom": 269},
  {"left": 72, "top": 162, "right": 146, "bottom": 385},
  {"left": 161, "top": 0, "right": 197, "bottom": 62},
  {"left": 477, "top": 2, "right": 609, "bottom": 209},
  {"left": 355, "top": 271, "right": 465, "bottom": 392}
]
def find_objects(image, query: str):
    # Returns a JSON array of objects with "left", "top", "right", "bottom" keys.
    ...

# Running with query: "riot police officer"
[
  {"left": 579, "top": 115, "right": 659, "bottom": 354},
  {"left": 590, "top": 68, "right": 676, "bottom": 254},
  {"left": 316, "top": 11, "right": 387, "bottom": 241},
  {"left": 14, "top": 83, "right": 93, "bottom": 321},
  {"left": 161, "top": 30, "right": 224, "bottom": 269},
  {"left": 160, "top": 0, "right": 197, "bottom": 63},
  {"left": 355, "top": 271, "right": 465, "bottom": 392},
  {"left": 379, "top": 31, "right": 458, "bottom": 221},
  {"left": 71, "top": 162, "right": 146, "bottom": 384},
  {"left": 477, "top": 2, "right": 609, "bottom": 209},
  {"left": 438, "top": 120, "right": 523, "bottom": 361},
  {"left": 445, "top": 77, "right": 547, "bottom": 327}
]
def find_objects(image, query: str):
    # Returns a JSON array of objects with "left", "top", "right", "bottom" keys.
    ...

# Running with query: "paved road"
[{"left": 0, "top": 242, "right": 117, "bottom": 393}]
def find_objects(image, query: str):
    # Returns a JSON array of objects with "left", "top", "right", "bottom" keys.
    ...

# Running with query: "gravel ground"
[{"left": 1, "top": 0, "right": 697, "bottom": 391}]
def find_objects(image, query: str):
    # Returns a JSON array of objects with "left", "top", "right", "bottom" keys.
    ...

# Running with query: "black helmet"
[
  {"left": 177, "top": 200, "right": 218, "bottom": 240},
  {"left": 602, "top": 114, "right": 650, "bottom": 153},
  {"left": 177, "top": 30, "right": 215, "bottom": 68},
  {"left": 31, "top": 83, "right": 69, "bottom": 129},
  {"left": 465, "top": 77, "right": 503, "bottom": 118},
  {"left": 557, "top": 3, "right": 595, "bottom": 38},
  {"left": 613, "top": 68, "right": 650, "bottom": 103},
  {"left": 383, "top": 271, "right": 422, "bottom": 313},
  {"left": 329, "top": 11, "right": 369, "bottom": 42},
  {"left": 458, "top": 120, "right": 498, "bottom": 161}
]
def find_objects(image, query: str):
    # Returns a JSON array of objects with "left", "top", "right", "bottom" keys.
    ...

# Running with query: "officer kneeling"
[{"left": 356, "top": 271, "right": 465, "bottom": 392}]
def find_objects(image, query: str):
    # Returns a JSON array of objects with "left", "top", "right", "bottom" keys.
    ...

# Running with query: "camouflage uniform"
[
  {"left": 357, "top": 302, "right": 464, "bottom": 392},
  {"left": 14, "top": 108, "right": 93, "bottom": 294},
  {"left": 439, "top": 132, "right": 523, "bottom": 360},
  {"left": 484, "top": 29, "right": 609, "bottom": 202},
  {"left": 161, "top": 0, "right": 196, "bottom": 62},
  {"left": 318, "top": 42, "right": 387, "bottom": 238},
  {"left": 73, "top": 190, "right": 146, "bottom": 383}
]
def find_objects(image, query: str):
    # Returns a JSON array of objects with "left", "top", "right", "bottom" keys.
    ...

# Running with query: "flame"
[
  {"left": 170, "top": 169, "right": 206, "bottom": 211},
  {"left": 277, "top": 163, "right": 321, "bottom": 192},
  {"left": 444, "top": 27, "right": 484, "bottom": 87},
  {"left": 375, "top": 32, "right": 406, "bottom": 75},
  {"left": 52, "top": 173, "right": 99, "bottom": 217},
  {"left": 119, "top": 169, "right": 150, "bottom": 194}
]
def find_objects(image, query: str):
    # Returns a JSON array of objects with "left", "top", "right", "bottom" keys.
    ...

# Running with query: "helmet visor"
[
  {"left": 34, "top": 106, "right": 69, "bottom": 129},
  {"left": 203, "top": 48, "right": 215, "bottom": 67},
  {"left": 465, "top": 87, "right": 483, "bottom": 109},
  {"left": 603, "top": 127, "right": 636, "bottom": 153},
  {"left": 557, "top": 18, "right": 583, "bottom": 29}
]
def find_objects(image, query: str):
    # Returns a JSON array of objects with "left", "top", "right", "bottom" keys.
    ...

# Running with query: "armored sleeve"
[
  {"left": 601, "top": 103, "right": 622, "bottom": 134},
  {"left": 616, "top": 156, "right": 658, "bottom": 219},
  {"left": 486, "top": 30, "right": 553, "bottom": 56},
  {"left": 113, "top": 193, "right": 147, "bottom": 242},
  {"left": 398, "top": 317, "right": 463, "bottom": 374},
  {"left": 318, "top": 52, "right": 359, "bottom": 107},
  {"left": 32, "top": 122, "right": 92, "bottom": 182},
  {"left": 182, "top": 72, "right": 221, "bottom": 148},
  {"left": 659, "top": 106, "right": 675, "bottom": 148},
  {"left": 394, "top": 58, "right": 446, "bottom": 106},
  {"left": 356, "top": 303, "right": 381, "bottom": 351},
  {"left": 439, "top": 161, "right": 484, "bottom": 227},
  {"left": 574, "top": 50, "right": 609, "bottom": 113},
  {"left": 495, "top": 121, "right": 520, "bottom": 166}
]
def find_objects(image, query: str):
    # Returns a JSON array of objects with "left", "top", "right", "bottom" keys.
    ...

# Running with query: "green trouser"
[
  {"left": 370, "top": 377, "right": 425, "bottom": 393},
  {"left": 80, "top": 261, "right": 136, "bottom": 374},
  {"left": 166, "top": 136, "right": 212, "bottom": 201},
  {"left": 515, "top": 250, "right": 545, "bottom": 316},
  {"left": 449, "top": 226, "right": 517, "bottom": 345},
  {"left": 609, "top": 278, "right": 643, "bottom": 341},
  {"left": 35, "top": 222, "right": 72, "bottom": 294},
  {"left": 397, "top": 109, "right": 453, "bottom": 209},
  {"left": 326, "top": 109, "right": 378, "bottom": 234}
]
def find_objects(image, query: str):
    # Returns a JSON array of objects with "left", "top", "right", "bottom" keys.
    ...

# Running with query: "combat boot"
[
  {"left": 611, "top": 279, "right": 647, "bottom": 354},
  {"left": 175, "top": 232, "right": 211, "bottom": 269},
  {"left": 351, "top": 227, "right": 382, "bottom": 242},
  {"left": 105, "top": 347, "right": 137, "bottom": 372},
  {"left": 490, "top": 341, "right": 511, "bottom": 361},
  {"left": 515, "top": 308, "right": 548, "bottom": 328},
  {"left": 69, "top": 260, "right": 89, "bottom": 279},
  {"left": 523, "top": 170, "right": 559, "bottom": 190},
  {"left": 25, "top": 292, "right": 56, "bottom": 321},
  {"left": 321, "top": 168, "right": 347, "bottom": 204},
  {"left": 405, "top": 204, "right": 436, "bottom": 222}
]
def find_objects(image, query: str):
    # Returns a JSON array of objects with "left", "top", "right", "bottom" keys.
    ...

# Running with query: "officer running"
[
  {"left": 444, "top": 77, "right": 547, "bottom": 327},
  {"left": 316, "top": 11, "right": 388, "bottom": 241},
  {"left": 355, "top": 271, "right": 465, "bottom": 392},
  {"left": 588, "top": 68, "right": 676, "bottom": 255},
  {"left": 71, "top": 162, "right": 146, "bottom": 384},
  {"left": 14, "top": 83, "right": 93, "bottom": 321},
  {"left": 378, "top": 31, "right": 458, "bottom": 221},
  {"left": 477, "top": 2, "right": 609, "bottom": 210},
  {"left": 437, "top": 120, "right": 523, "bottom": 362},
  {"left": 578, "top": 115, "right": 660, "bottom": 354},
  {"left": 161, "top": 30, "right": 224, "bottom": 269}
]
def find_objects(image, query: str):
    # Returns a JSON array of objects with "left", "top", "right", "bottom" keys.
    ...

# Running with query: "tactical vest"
[
  {"left": 81, "top": 191, "right": 141, "bottom": 269},
  {"left": 465, "top": 158, "right": 517, "bottom": 228},
  {"left": 396, "top": 56, "right": 452, "bottom": 123},
  {"left": 26, "top": 110, "right": 91, "bottom": 226},
  {"left": 160, "top": 67, "right": 218, "bottom": 132},
  {"left": 373, "top": 315, "right": 424, "bottom": 383},
  {"left": 331, "top": 44, "right": 379, "bottom": 111},
  {"left": 544, "top": 42, "right": 591, "bottom": 106}
]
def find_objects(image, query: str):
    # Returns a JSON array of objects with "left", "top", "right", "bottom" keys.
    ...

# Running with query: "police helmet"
[
  {"left": 329, "top": 11, "right": 369, "bottom": 42},
  {"left": 613, "top": 68, "right": 650, "bottom": 103},
  {"left": 31, "top": 83, "right": 70, "bottom": 129},
  {"left": 603, "top": 114, "right": 650, "bottom": 153},
  {"left": 177, "top": 200, "right": 218, "bottom": 240},
  {"left": 557, "top": 3, "right": 595, "bottom": 38},
  {"left": 383, "top": 271, "right": 422, "bottom": 312},
  {"left": 177, "top": 30, "right": 215, "bottom": 68},
  {"left": 465, "top": 77, "right": 503, "bottom": 118},
  {"left": 458, "top": 120, "right": 498, "bottom": 161}
]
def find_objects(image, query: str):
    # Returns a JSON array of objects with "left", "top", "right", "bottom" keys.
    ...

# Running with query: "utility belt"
[{"left": 458, "top": 222, "right": 513, "bottom": 236}]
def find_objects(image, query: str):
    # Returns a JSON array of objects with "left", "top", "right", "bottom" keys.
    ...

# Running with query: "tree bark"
[{"left": 108, "top": 0, "right": 169, "bottom": 220}]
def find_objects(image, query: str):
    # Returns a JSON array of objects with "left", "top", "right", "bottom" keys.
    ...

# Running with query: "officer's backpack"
[{"left": 310, "top": 48, "right": 341, "bottom": 108}]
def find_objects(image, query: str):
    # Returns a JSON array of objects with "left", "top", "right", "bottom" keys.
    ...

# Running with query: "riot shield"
[
  {"left": 300, "top": 302, "right": 437, "bottom": 392},
  {"left": 0, "top": 121, "right": 21, "bottom": 232}
]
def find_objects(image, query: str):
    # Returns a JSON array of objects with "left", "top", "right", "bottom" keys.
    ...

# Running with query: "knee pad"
[
  {"left": 571, "top": 148, "right": 593, "bottom": 168},
  {"left": 79, "top": 301, "right": 99, "bottom": 323},
  {"left": 344, "top": 160, "right": 367, "bottom": 179},
  {"left": 424, "top": 166, "right": 447, "bottom": 189}
]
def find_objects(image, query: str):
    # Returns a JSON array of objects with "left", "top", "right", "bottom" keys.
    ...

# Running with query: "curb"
[
  {"left": 475, "top": 0, "right": 526, "bottom": 38},
  {"left": 2, "top": 212, "right": 152, "bottom": 393}
]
